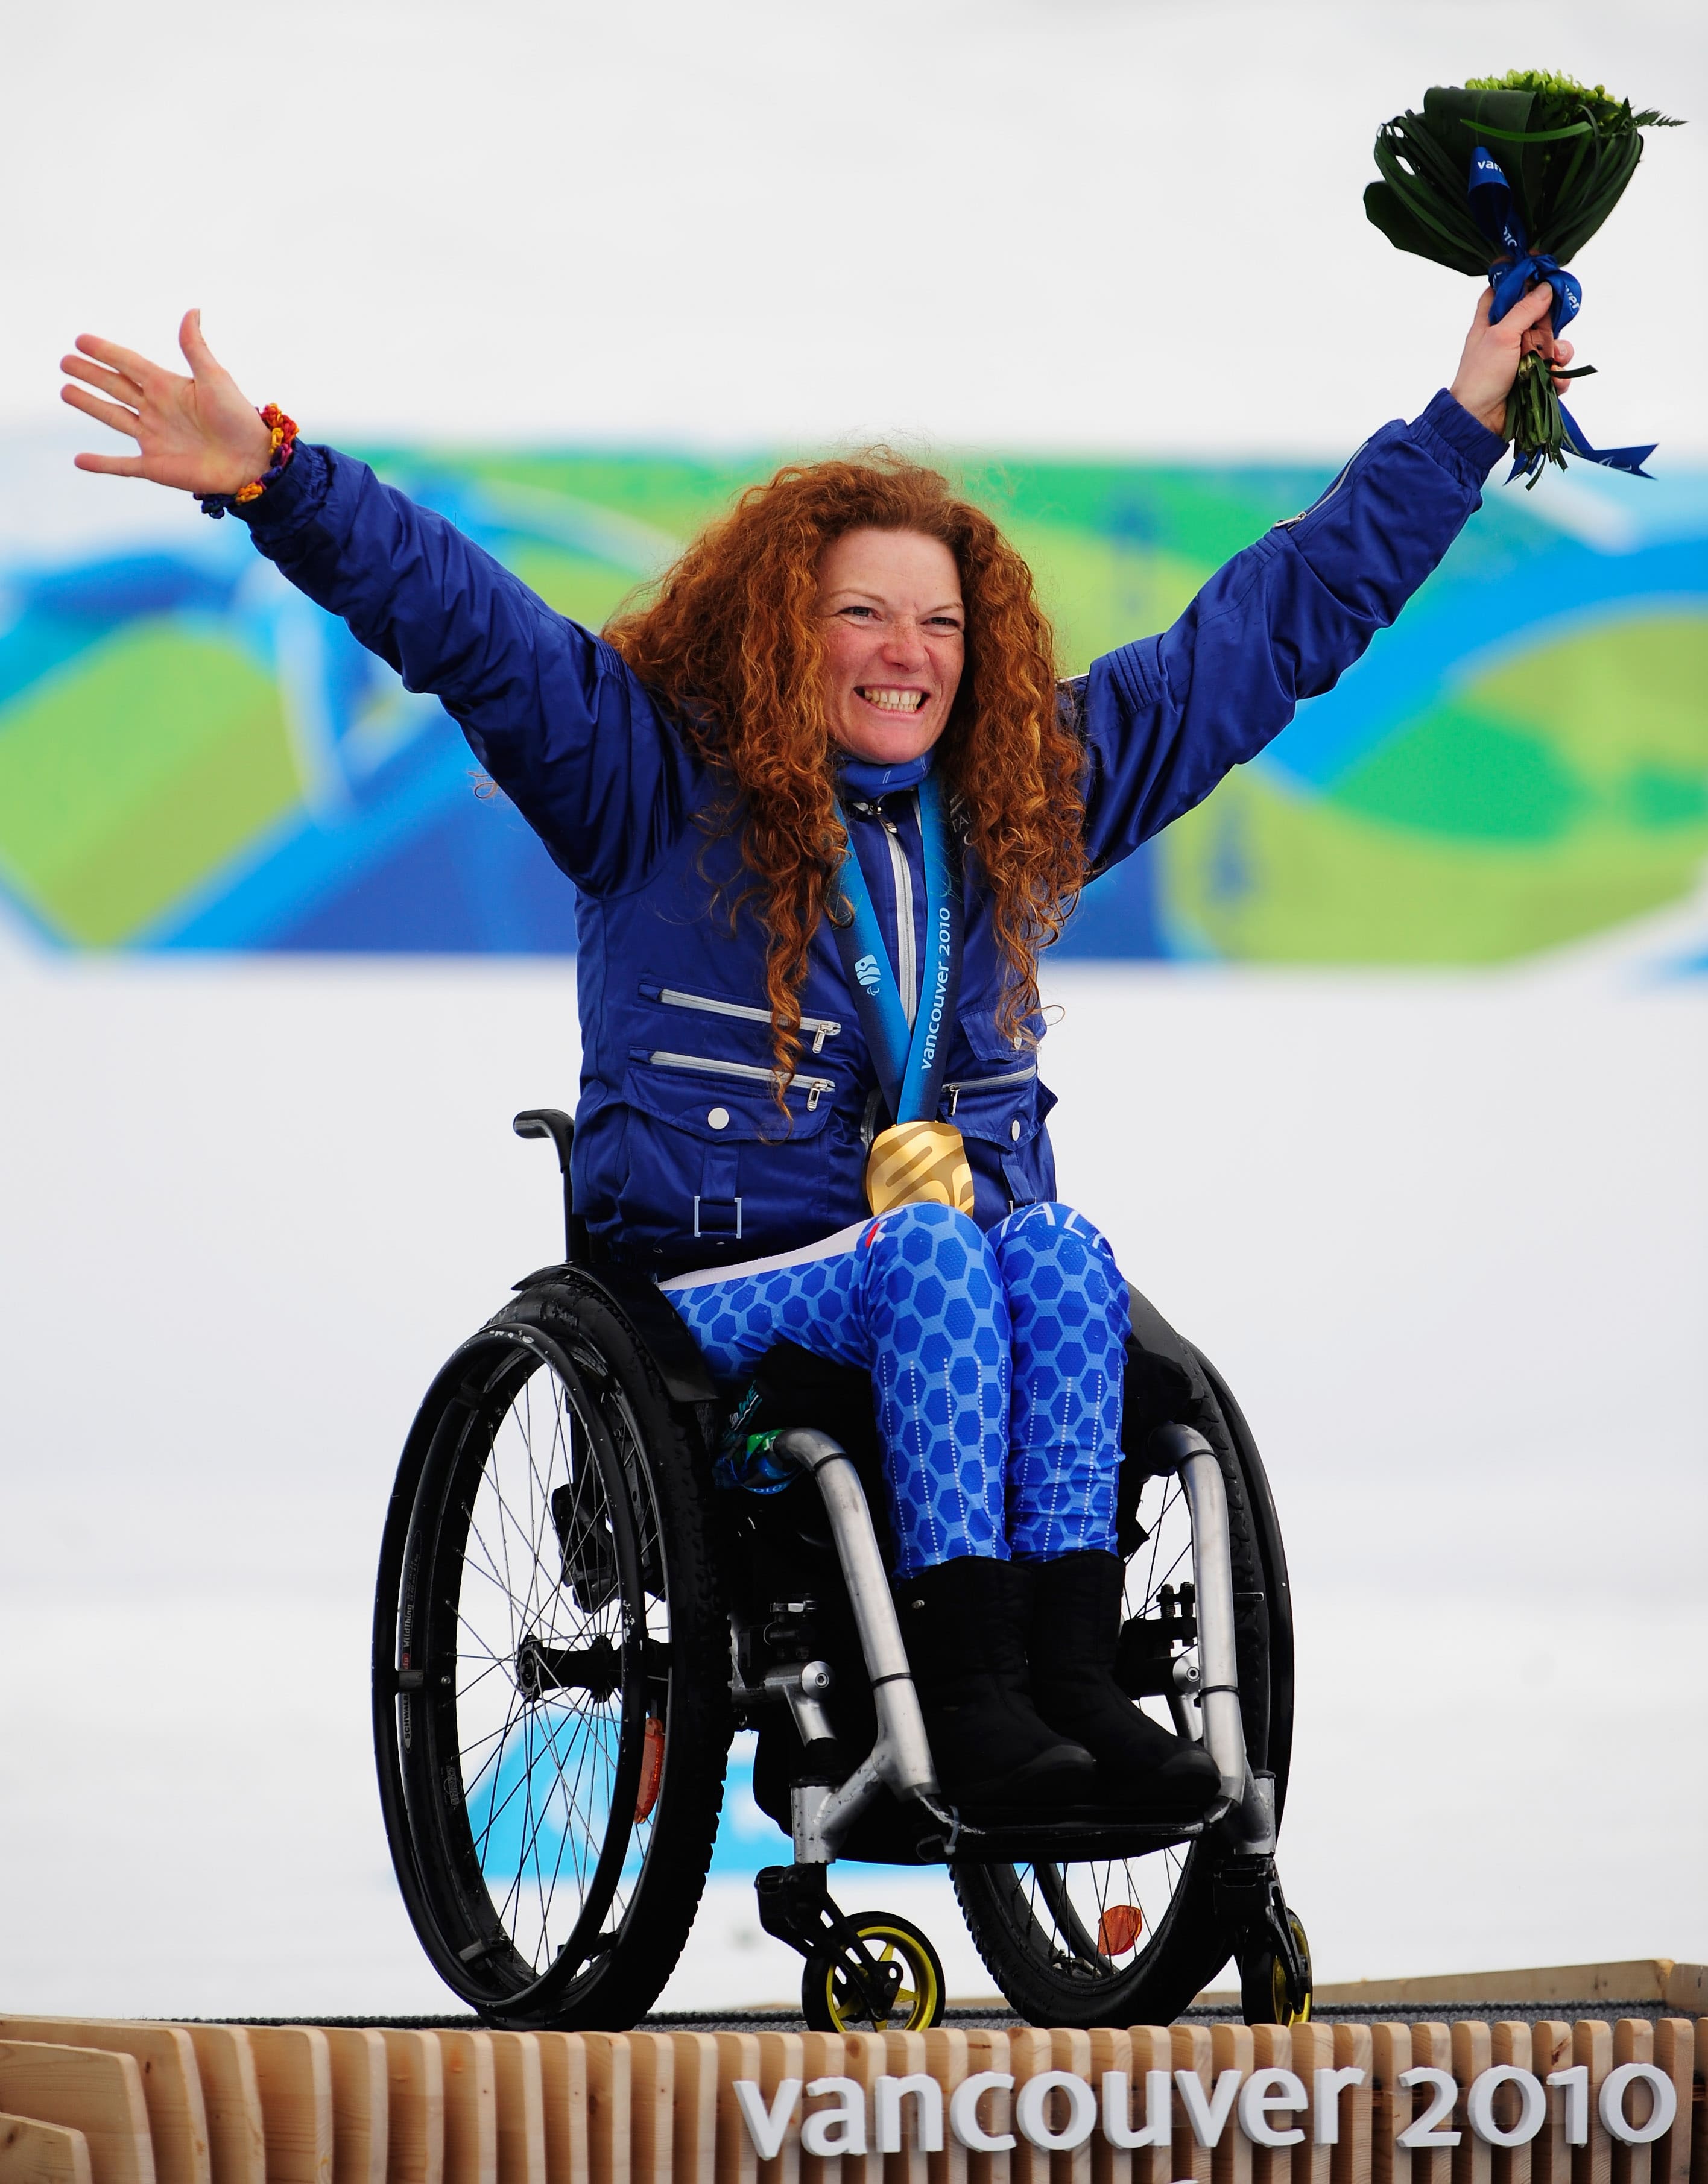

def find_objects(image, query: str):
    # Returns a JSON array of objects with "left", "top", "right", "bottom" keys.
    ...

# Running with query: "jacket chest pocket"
[
  {"left": 639, "top": 978, "right": 844, "bottom": 1057},
  {"left": 938, "top": 1061, "right": 1058, "bottom": 1207},
  {"left": 940, "top": 1062, "right": 1043, "bottom": 1141},
  {"left": 623, "top": 1050, "right": 837, "bottom": 1248}
]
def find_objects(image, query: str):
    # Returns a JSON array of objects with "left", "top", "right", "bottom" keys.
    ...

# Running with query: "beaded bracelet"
[{"left": 195, "top": 404, "right": 299, "bottom": 519}]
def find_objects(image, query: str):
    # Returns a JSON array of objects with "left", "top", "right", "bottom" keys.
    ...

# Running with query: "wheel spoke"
[{"left": 437, "top": 1362, "right": 644, "bottom": 1968}]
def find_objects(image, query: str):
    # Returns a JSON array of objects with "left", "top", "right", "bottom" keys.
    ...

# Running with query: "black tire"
[
  {"left": 801, "top": 1912, "right": 946, "bottom": 2033},
  {"left": 372, "top": 1275, "right": 732, "bottom": 2027},
  {"left": 951, "top": 1358, "right": 1292, "bottom": 2026}
]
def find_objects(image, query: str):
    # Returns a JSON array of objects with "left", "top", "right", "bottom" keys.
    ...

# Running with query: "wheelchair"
[{"left": 371, "top": 1109, "right": 1312, "bottom": 2031}]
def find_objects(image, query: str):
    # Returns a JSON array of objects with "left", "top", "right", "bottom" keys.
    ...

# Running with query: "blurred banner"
[{"left": 1, "top": 439, "right": 1703, "bottom": 971}]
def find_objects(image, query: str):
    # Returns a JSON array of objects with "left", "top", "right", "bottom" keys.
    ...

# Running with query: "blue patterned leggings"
[{"left": 661, "top": 1201, "right": 1129, "bottom": 1577}]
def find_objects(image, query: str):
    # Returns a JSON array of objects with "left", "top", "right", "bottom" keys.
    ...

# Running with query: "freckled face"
[{"left": 815, "top": 528, "right": 965, "bottom": 765}]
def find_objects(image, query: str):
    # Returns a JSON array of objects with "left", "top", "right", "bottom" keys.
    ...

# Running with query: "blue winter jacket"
[{"left": 235, "top": 391, "right": 1503, "bottom": 1273}]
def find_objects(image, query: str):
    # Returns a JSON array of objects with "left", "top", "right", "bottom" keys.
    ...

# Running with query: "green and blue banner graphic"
[{"left": 1, "top": 440, "right": 1703, "bottom": 971}]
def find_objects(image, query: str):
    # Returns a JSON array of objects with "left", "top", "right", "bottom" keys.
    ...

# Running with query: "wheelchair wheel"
[
  {"left": 952, "top": 1350, "right": 1292, "bottom": 2027},
  {"left": 372, "top": 1275, "right": 732, "bottom": 2027},
  {"left": 800, "top": 1912, "right": 945, "bottom": 2034},
  {"left": 1242, "top": 1908, "right": 1313, "bottom": 2025}
]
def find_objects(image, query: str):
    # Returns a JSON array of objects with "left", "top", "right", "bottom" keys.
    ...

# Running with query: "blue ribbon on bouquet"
[
  {"left": 1467, "top": 144, "right": 1583, "bottom": 333},
  {"left": 1512, "top": 405, "right": 1657, "bottom": 486},
  {"left": 1466, "top": 145, "right": 1657, "bottom": 483}
]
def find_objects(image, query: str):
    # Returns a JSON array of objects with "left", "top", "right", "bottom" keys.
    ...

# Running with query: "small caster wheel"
[
  {"left": 1241, "top": 1908, "right": 1312, "bottom": 2024},
  {"left": 802, "top": 1911, "right": 945, "bottom": 2032}
]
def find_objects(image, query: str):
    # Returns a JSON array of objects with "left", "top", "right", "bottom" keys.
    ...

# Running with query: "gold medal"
[{"left": 864, "top": 1119, "right": 975, "bottom": 1217}]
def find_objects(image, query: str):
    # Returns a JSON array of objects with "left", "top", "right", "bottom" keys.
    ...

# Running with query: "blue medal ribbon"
[
  {"left": 1467, "top": 145, "right": 1656, "bottom": 483},
  {"left": 829, "top": 771, "right": 962, "bottom": 1127}
]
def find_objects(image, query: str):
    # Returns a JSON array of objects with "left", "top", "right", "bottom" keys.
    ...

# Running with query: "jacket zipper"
[
  {"left": 650, "top": 985, "right": 842, "bottom": 1055},
  {"left": 878, "top": 806, "right": 917, "bottom": 1026},
  {"left": 943, "top": 1064, "right": 1037, "bottom": 1117},
  {"left": 645, "top": 1049, "right": 835, "bottom": 1111},
  {"left": 1274, "top": 437, "right": 1368, "bottom": 529}
]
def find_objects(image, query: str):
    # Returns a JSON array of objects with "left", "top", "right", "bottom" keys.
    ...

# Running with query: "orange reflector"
[
  {"left": 634, "top": 1716, "right": 665, "bottom": 1820},
  {"left": 1096, "top": 1904, "right": 1144, "bottom": 1957}
]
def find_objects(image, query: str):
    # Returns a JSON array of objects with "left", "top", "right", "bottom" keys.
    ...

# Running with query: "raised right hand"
[
  {"left": 1447, "top": 283, "right": 1574, "bottom": 438},
  {"left": 61, "top": 310, "right": 275, "bottom": 494}
]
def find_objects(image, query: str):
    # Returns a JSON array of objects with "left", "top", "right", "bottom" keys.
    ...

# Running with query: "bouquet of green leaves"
[{"left": 1365, "top": 71, "right": 1682, "bottom": 484}]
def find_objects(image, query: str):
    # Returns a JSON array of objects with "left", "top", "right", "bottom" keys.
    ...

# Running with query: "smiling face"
[{"left": 815, "top": 526, "right": 966, "bottom": 765}]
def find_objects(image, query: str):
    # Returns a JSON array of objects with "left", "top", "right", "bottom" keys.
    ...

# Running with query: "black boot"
[
  {"left": 892, "top": 1556, "right": 1096, "bottom": 1808},
  {"left": 1028, "top": 1551, "right": 1222, "bottom": 1816}
]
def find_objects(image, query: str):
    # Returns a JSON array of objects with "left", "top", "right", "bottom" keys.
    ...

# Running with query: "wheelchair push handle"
[{"left": 512, "top": 1108, "right": 589, "bottom": 1266}]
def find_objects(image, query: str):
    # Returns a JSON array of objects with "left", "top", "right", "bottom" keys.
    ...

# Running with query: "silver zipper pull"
[
  {"left": 806, "top": 1082, "right": 824, "bottom": 1111},
  {"left": 947, "top": 1085, "right": 961, "bottom": 1117}
]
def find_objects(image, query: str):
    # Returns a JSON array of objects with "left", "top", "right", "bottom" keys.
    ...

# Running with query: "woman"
[{"left": 60, "top": 288, "right": 1561, "bottom": 1814}]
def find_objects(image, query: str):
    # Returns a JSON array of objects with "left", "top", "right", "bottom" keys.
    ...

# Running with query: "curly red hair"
[{"left": 606, "top": 454, "right": 1086, "bottom": 1087}]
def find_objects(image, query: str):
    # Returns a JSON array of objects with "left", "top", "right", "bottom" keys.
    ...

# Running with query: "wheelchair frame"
[{"left": 371, "top": 1108, "right": 1311, "bottom": 2029}]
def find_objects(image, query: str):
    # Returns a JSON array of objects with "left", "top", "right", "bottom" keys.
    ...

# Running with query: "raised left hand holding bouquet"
[{"left": 1365, "top": 71, "right": 1684, "bottom": 485}]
